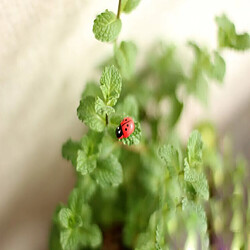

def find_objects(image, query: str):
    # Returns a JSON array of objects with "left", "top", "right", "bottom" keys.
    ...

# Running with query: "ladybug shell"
[{"left": 120, "top": 117, "right": 135, "bottom": 139}]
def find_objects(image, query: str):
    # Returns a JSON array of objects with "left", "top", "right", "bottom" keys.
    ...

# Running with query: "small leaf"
[
  {"left": 68, "top": 189, "right": 83, "bottom": 214},
  {"left": 215, "top": 14, "right": 250, "bottom": 50},
  {"left": 168, "top": 96, "right": 183, "bottom": 128},
  {"left": 77, "top": 96, "right": 105, "bottom": 132},
  {"left": 80, "top": 131, "right": 103, "bottom": 155},
  {"left": 76, "top": 150, "right": 97, "bottom": 175},
  {"left": 79, "top": 224, "right": 102, "bottom": 248},
  {"left": 121, "top": 0, "right": 141, "bottom": 13},
  {"left": 60, "top": 229, "right": 79, "bottom": 250},
  {"left": 62, "top": 139, "right": 81, "bottom": 167},
  {"left": 182, "top": 198, "right": 207, "bottom": 233},
  {"left": 187, "top": 42, "right": 210, "bottom": 104},
  {"left": 158, "top": 144, "right": 180, "bottom": 176},
  {"left": 187, "top": 42, "right": 226, "bottom": 104},
  {"left": 187, "top": 130, "right": 203, "bottom": 166},
  {"left": 230, "top": 209, "right": 243, "bottom": 232},
  {"left": 98, "top": 135, "right": 119, "bottom": 159},
  {"left": 76, "top": 132, "right": 103, "bottom": 175},
  {"left": 95, "top": 96, "right": 115, "bottom": 115},
  {"left": 93, "top": 154, "right": 123, "bottom": 187},
  {"left": 100, "top": 65, "right": 122, "bottom": 106},
  {"left": 235, "top": 33, "right": 250, "bottom": 50},
  {"left": 184, "top": 159, "right": 209, "bottom": 200},
  {"left": 210, "top": 51, "right": 226, "bottom": 82},
  {"left": 115, "top": 41, "right": 137, "bottom": 79},
  {"left": 135, "top": 232, "right": 155, "bottom": 250},
  {"left": 68, "top": 189, "right": 92, "bottom": 225},
  {"left": 58, "top": 208, "right": 74, "bottom": 229},
  {"left": 120, "top": 121, "right": 141, "bottom": 145},
  {"left": 93, "top": 10, "right": 122, "bottom": 42},
  {"left": 76, "top": 175, "right": 97, "bottom": 202}
]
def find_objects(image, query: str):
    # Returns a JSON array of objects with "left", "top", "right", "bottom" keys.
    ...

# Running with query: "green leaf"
[
  {"left": 121, "top": 0, "right": 141, "bottom": 13},
  {"left": 98, "top": 134, "right": 120, "bottom": 159},
  {"left": 187, "top": 42, "right": 226, "bottom": 104},
  {"left": 79, "top": 224, "right": 102, "bottom": 248},
  {"left": 215, "top": 14, "right": 250, "bottom": 50},
  {"left": 93, "top": 154, "right": 123, "bottom": 187},
  {"left": 168, "top": 96, "right": 183, "bottom": 128},
  {"left": 68, "top": 190, "right": 93, "bottom": 224},
  {"left": 80, "top": 131, "right": 103, "bottom": 155},
  {"left": 77, "top": 96, "right": 105, "bottom": 132},
  {"left": 116, "top": 95, "right": 139, "bottom": 119},
  {"left": 76, "top": 150, "right": 97, "bottom": 175},
  {"left": 76, "top": 132, "right": 103, "bottom": 175},
  {"left": 76, "top": 176, "right": 97, "bottom": 202},
  {"left": 100, "top": 65, "right": 122, "bottom": 106},
  {"left": 158, "top": 144, "right": 180, "bottom": 177},
  {"left": 62, "top": 139, "right": 81, "bottom": 167},
  {"left": 182, "top": 198, "right": 207, "bottom": 233},
  {"left": 81, "top": 81, "right": 102, "bottom": 99},
  {"left": 68, "top": 189, "right": 82, "bottom": 214},
  {"left": 95, "top": 96, "right": 115, "bottom": 116},
  {"left": 187, "top": 130, "right": 203, "bottom": 166},
  {"left": 187, "top": 42, "right": 210, "bottom": 104},
  {"left": 58, "top": 206, "right": 83, "bottom": 230},
  {"left": 184, "top": 159, "right": 209, "bottom": 200},
  {"left": 188, "top": 41, "right": 211, "bottom": 70},
  {"left": 93, "top": 10, "right": 122, "bottom": 42},
  {"left": 115, "top": 41, "right": 137, "bottom": 79},
  {"left": 60, "top": 229, "right": 79, "bottom": 250},
  {"left": 135, "top": 232, "right": 155, "bottom": 250},
  {"left": 209, "top": 51, "right": 226, "bottom": 82},
  {"left": 230, "top": 210, "right": 243, "bottom": 232},
  {"left": 120, "top": 121, "right": 141, "bottom": 145},
  {"left": 235, "top": 33, "right": 250, "bottom": 50},
  {"left": 59, "top": 208, "right": 74, "bottom": 229}
]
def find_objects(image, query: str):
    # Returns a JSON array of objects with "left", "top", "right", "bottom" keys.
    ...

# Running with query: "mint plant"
[{"left": 49, "top": 1, "right": 250, "bottom": 249}]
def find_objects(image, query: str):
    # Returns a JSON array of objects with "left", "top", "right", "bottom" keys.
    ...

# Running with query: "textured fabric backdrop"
[{"left": 0, "top": 0, "right": 249, "bottom": 249}]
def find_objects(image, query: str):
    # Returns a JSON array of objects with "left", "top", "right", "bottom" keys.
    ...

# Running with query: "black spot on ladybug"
[
  {"left": 125, "top": 119, "right": 127, "bottom": 121},
  {"left": 127, "top": 124, "right": 129, "bottom": 127},
  {"left": 125, "top": 128, "right": 127, "bottom": 131}
]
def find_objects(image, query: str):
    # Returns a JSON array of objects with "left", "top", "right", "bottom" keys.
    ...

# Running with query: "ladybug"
[{"left": 116, "top": 117, "right": 135, "bottom": 139}]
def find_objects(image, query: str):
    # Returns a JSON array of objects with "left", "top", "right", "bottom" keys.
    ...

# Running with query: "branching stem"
[{"left": 117, "top": 0, "right": 122, "bottom": 19}]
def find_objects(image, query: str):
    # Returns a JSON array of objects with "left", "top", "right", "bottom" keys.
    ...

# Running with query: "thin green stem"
[{"left": 117, "top": 0, "right": 122, "bottom": 19}]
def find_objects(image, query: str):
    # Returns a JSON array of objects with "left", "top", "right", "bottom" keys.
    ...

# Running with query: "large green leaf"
[
  {"left": 115, "top": 41, "right": 137, "bottom": 79},
  {"left": 94, "top": 154, "right": 123, "bottom": 187},
  {"left": 100, "top": 65, "right": 122, "bottom": 106},
  {"left": 93, "top": 10, "right": 122, "bottom": 42},
  {"left": 77, "top": 96, "right": 106, "bottom": 132}
]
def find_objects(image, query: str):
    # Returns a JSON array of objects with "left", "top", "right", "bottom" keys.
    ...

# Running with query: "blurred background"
[{"left": 0, "top": 0, "right": 249, "bottom": 249}]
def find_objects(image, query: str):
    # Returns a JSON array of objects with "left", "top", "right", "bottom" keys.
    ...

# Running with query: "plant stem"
[
  {"left": 117, "top": 0, "right": 122, "bottom": 19},
  {"left": 106, "top": 114, "right": 109, "bottom": 126}
]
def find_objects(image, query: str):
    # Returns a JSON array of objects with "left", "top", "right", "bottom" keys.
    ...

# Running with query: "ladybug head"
[{"left": 116, "top": 125, "right": 123, "bottom": 139}]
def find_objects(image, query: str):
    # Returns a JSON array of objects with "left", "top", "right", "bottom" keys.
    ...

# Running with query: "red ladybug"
[{"left": 116, "top": 117, "right": 135, "bottom": 139}]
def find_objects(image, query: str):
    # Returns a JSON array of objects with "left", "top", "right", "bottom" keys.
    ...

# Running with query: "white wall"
[{"left": 0, "top": 0, "right": 249, "bottom": 249}]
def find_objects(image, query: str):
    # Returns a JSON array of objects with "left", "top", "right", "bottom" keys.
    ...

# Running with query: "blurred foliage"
[{"left": 49, "top": 2, "right": 250, "bottom": 249}]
